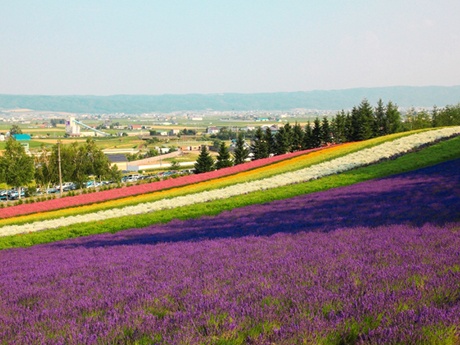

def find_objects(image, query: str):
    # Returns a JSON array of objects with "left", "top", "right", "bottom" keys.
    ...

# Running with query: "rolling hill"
[
  {"left": 1, "top": 85, "right": 460, "bottom": 113},
  {"left": 0, "top": 129, "right": 459, "bottom": 344}
]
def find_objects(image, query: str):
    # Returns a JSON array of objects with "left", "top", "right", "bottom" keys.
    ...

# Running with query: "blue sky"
[{"left": 1, "top": 0, "right": 459, "bottom": 95}]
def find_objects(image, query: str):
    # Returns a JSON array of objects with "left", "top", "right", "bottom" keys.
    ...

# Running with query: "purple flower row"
[{"left": 0, "top": 159, "right": 459, "bottom": 344}]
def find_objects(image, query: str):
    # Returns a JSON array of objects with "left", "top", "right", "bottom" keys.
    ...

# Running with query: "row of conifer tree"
[{"left": 196, "top": 98, "right": 460, "bottom": 173}]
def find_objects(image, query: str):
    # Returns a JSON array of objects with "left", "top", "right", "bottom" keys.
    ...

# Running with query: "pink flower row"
[{"left": 0, "top": 148, "right": 323, "bottom": 219}]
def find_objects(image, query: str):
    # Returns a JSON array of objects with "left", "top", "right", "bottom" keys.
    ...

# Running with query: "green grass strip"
[{"left": 0, "top": 135, "right": 458, "bottom": 250}]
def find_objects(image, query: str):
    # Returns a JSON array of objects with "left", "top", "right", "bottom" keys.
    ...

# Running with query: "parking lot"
[{"left": 0, "top": 170, "right": 190, "bottom": 203}]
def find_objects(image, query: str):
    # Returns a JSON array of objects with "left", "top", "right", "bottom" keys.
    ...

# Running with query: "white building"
[{"left": 65, "top": 117, "right": 80, "bottom": 137}]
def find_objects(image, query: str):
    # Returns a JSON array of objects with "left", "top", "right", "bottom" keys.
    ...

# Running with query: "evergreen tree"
[
  {"left": 233, "top": 133, "right": 249, "bottom": 165},
  {"left": 386, "top": 101, "right": 402, "bottom": 133},
  {"left": 311, "top": 117, "right": 322, "bottom": 147},
  {"left": 283, "top": 122, "right": 293, "bottom": 152},
  {"left": 359, "top": 99, "right": 376, "bottom": 139},
  {"left": 264, "top": 127, "right": 276, "bottom": 156},
  {"left": 344, "top": 111, "right": 353, "bottom": 141},
  {"left": 321, "top": 117, "right": 332, "bottom": 145},
  {"left": 303, "top": 122, "right": 314, "bottom": 149},
  {"left": 0, "top": 137, "right": 35, "bottom": 198},
  {"left": 274, "top": 126, "right": 289, "bottom": 154},
  {"left": 251, "top": 127, "right": 268, "bottom": 159},
  {"left": 194, "top": 145, "right": 215, "bottom": 173},
  {"left": 374, "top": 99, "right": 387, "bottom": 136},
  {"left": 291, "top": 122, "right": 304, "bottom": 151},
  {"left": 215, "top": 142, "right": 233, "bottom": 169},
  {"left": 331, "top": 110, "right": 347, "bottom": 143},
  {"left": 350, "top": 99, "right": 375, "bottom": 141},
  {"left": 350, "top": 106, "right": 360, "bottom": 141}
]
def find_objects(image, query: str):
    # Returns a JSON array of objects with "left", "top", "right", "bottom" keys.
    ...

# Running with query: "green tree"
[
  {"left": 350, "top": 99, "right": 375, "bottom": 141},
  {"left": 107, "top": 164, "right": 123, "bottom": 183},
  {"left": 283, "top": 122, "right": 293, "bottom": 151},
  {"left": 344, "top": 111, "right": 354, "bottom": 141},
  {"left": 374, "top": 99, "right": 387, "bottom": 136},
  {"left": 194, "top": 145, "right": 215, "bottom": 173},
  {"left": 251, "top": 127, "right": 269, "bottom": 159},
  {"left": 9, "top": 124, "right": 23, "bottom": 135},
  {"left": 359, "top": 99, "right": 376, "bottom": 140},
  {"left": 170, "top": 160, "right": 181, "bottom": 170},
  {"left": 145, "top": 148, "right": 159, "bottom": 157},
  {"left": 233, "top": 133, "right": 249, "bottom": 165},
  {"left": 274, "top": 126, "right": 289, "bottom": 155},
  {"left": 51, "top": 142, "right": 85, "bottom": 187},
  {"left": 83, "top": 138, "right": 111, "bottom": 181},
  {"left": 403, "top": 108, "right": 431, "bottom": 130},
  {"left": 386, "top": 101, "right": 402, "bottom": 134},
  {"left": 46, "top": 140, "right": 114, "bottom": 188},
  {"left": 34, "top": 145, "right": 53, "bottom": 190},
  {"left": 291, "top": 122, "right": 304, "bottom": 151},
  {"left": 311, "top": 117, "right": 322, "bottom": 148},
  {"left": 302, "top": 122, "right": 313, "bottom": 149},
  {"left": 331, "top": 110, "right": 348, "bottom": 143},
  {"left": 215, "top": 142, "right": 233, "bottom": 169},
  {"left": 433, "top": 104, "right": 460, "bottom": 127},
  {"left": 264, "top": 127, "right": 276, "bottom": 156},
  {"left": 321, "top": 117, "right": 332, "bottom": 145},
  {"left": 215, "top": 127, "right": 237, "bottom": 140},
  {"left": 0, "top": 138, "right": 34, "bottom": 197}
]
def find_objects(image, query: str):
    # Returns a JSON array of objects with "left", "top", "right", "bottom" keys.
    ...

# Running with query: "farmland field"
[{"left": 0, "top": 128, "right": 459, "bottom": 344}]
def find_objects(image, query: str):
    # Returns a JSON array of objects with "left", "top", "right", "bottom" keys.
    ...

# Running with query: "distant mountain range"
[{"left": 1, "top": 86, "right": 460, "bottom": 113}]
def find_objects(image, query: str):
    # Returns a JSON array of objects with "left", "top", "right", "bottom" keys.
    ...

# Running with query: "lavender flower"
[{"left": 0, "top": 159, "right": 459, "bottom": 344}]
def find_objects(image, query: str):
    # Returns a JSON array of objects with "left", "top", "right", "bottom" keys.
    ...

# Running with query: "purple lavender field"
[{"left": 0, "top": 159, "right": 459, "bottom": 344}]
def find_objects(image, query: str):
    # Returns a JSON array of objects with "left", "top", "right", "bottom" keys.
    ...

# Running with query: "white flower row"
[{"left": 1, "top": 127, "right": 459, "bottom": 237}]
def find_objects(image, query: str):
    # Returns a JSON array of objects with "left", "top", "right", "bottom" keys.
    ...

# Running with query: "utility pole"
[{"left": 58, "top": 140, "right": 63, "bottom": 196}]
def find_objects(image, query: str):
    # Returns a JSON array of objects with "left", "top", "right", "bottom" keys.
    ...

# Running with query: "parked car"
[
  {"left": 0, "top": 190, "right": 8, "bottom": 201},
  {"left": 123, "top": 174, "right": 141, "bottom": 183},
  {"left": 85, "top": 181, "right": 102, "bottom": 188},
  {"left": 46, "top": 187, "right": 58, "bottom": 194},
  {"left": 62, "top": 182, "right": 76, "bottom": 191},
  {"left": 7, "top": 189, "right": 19, "bottom": 200}
]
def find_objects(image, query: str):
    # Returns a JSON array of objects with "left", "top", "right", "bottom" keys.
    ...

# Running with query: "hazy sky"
[{"left": 1, "top": 0, "right": 459, "bottom": 95}]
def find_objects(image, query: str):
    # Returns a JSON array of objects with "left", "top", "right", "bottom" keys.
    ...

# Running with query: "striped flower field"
[
  {"left": 0, "top": 147, "right": 323, "bottom": 219},
  {"left": 0, "top": 127, "right": 460, "bottom": 344},
  {"left": 1, "top": 127, "right": 459, "bottom": 238}
]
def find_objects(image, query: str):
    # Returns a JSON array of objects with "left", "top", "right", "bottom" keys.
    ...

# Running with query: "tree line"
[
  {"left": 194, "top": 99, "right": 460, "bottom": 173},
  {"left": 403, "top": 104, "right": 460, "bottom": 130},
  {"left": 0, "top": 138, "right": 121, "bottom": 196}
]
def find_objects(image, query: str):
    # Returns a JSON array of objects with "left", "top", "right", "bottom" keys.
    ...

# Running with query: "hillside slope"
[{"left": 0, "top": 157, "right": 458, "bottom": 344}]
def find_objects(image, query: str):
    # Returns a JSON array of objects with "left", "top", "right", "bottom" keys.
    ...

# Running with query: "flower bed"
[
  {"left": 1, "top": 127, "right": 458, "bottom": 236},
  {"left": 0, "top": 130, "right": 424, "bottom": 220},
  {"left": 0, "top": 147, "right": 326, "bottom": 219},
  {"left": 0, "top": 159, "right": 459, "bottom": 344},
  {"left": 0, "top": 144, "right": 352, "bottom": 228}
]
